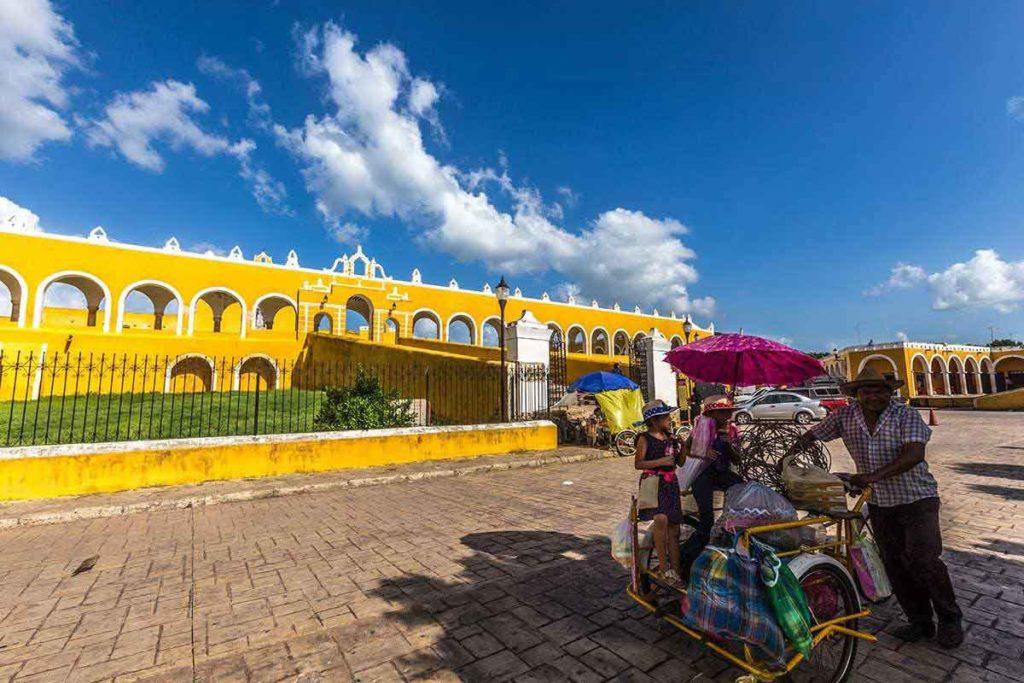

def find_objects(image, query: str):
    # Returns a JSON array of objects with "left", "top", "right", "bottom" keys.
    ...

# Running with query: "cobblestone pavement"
[{"left": 0, "top": 411, "right": 1022, "bottom": 682}]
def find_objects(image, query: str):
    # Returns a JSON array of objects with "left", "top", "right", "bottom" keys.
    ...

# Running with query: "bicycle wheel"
[
  {"left": 787, "top": 559, "right": 860, "bottom": 683},
  {"left": 613, "top": 429, "right": 638, "bottom": 457}
]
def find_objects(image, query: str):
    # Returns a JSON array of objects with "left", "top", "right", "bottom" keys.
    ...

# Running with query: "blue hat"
[{"left": 634, "top": 399, "right": 677, "bottom": 426}]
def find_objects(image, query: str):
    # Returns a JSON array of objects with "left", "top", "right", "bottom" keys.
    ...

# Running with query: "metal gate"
[
  {"left": 548, "top": 329, "right": 567, "bottom": 407},
  {"left": 629, "top": 338, "right": 649, "bottom": 401}
]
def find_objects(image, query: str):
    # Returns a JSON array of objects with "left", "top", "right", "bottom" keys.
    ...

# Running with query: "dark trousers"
[
  {"left": 869, "top": 497, "right": 962, "bottom": 626},
  {"left": 680, "top": 466, "right": 743, "bottom": 574}
]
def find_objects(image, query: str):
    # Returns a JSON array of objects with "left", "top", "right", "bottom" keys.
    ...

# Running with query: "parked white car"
[{"left": 733, "top": 391, "right": 828, "bottom": 425}]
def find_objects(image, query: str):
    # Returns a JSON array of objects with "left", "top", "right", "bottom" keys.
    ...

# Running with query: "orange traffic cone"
[{"left": 928, "top": 408, "right": 938, "bottom": 426}]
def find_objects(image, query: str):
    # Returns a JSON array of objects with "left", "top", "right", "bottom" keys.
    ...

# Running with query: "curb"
[{"left": 0, "top": 449, "right": 616, "bottom": 530}]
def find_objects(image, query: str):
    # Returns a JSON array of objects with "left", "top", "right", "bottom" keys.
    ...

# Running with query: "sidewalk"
[{"left": 0, "top": 446, "right": 611, "bottom": 530}]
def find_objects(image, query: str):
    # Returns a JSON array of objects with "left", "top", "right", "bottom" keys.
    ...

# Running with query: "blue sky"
[{"left": 2, "top": 0, "right": 1024, "bottom": 350}]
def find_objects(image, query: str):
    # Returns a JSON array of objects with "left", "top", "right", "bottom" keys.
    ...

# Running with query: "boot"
[
  {"left": 891, "top": 621, "right": 935, "bottom": 642},
  {"left": 935, "top": 620, "right": 964, "bottom": 649}
]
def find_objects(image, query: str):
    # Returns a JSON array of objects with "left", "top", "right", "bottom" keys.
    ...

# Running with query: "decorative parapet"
[
  {"left": 840, "top": 341, "right": 992, "bottom": 354},
  {"left": 163, "top": 237, "right": 180, "bottom": 252},
  {"left": 88, "top": 226, "right": 109, "bottom": 242},
  {"left": 229, "top": 246, "right": 244, "bottom": 260}
]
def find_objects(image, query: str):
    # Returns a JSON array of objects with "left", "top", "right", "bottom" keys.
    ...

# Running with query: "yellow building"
[
  {"left": 0, "top": 228, "right": 713, "bottom": 392},
  {"left": 824, "top": 340, "right": 1024, "bottom": 403}
]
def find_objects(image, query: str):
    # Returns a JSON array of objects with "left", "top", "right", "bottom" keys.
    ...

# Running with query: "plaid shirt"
[{"left": 811, "top": 401, "right": 937, "bottom": 507}]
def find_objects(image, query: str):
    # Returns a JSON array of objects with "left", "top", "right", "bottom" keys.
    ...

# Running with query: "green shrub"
[{"left": 314, "top": 368, "right": 417, "bottom": 431}]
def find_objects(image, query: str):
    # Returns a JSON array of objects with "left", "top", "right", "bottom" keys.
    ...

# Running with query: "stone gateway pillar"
[
  {"left": 506, "top": 310, "right": 551, "bottom": 417},
  {"left": 643, "top": 328, "right": 676, "bottom": 406}
]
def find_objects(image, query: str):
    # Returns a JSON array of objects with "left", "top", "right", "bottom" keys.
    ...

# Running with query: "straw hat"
[
  {"left": 702, "top": 395, "right": 736, "bottom": 414},
  {"left": 840, "top": 366, "right": 905, "bottom": 396},
  {"left": 634, "top": 399, "right": 677, "bottom": 426}
]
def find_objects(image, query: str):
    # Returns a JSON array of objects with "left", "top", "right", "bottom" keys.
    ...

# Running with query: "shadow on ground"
[
  {"left": 366, "top": 529, "right": 731, "bottom": 682},
  {"left": 951, "top": 462, "right": 1024, "bottom": 481}
]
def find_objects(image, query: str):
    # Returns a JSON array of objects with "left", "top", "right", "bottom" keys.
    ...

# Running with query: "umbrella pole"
[{"left": 729, "top": 353, "right": 742, "bottom": 399}]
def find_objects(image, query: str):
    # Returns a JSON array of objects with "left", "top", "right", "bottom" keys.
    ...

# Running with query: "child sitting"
[{"left": 634, "top": 399, "right": 684, "bottom": 585}]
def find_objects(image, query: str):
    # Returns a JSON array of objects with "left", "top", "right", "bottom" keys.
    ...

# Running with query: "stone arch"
[
  {"left": 545, "top": 322, "right": 563, "bottom": 342},
  {"left": 590, "top": 327, "right": 610, "bottom": 355},
  {"left": 910, "top": 353, "right": 931, "bottom": 396},
  {"left": 994, "top": 355, "right": 1024, "bottom": 392},
  {"left": 0, "top": 265, "right": 28, "bottom": 327},
  {"left": 929, "top": 356, "right": 948, "bottom": 395},
  {"left": 253, "top": 293, "right": 297, "bottom": 331},
  {"left": 567, "top": 325, "right": 587, "bottom": 353},
  {"left": 116, "top": 280, "right": 185, "bottom": 334},
  {"left": 613, "top": 330, "right": 630, "bottom": 355},
  {"left": 481, "top": 317, "right": 502, "bottom": 347},
  {"left": 412, "top": 308, "right": 441, "bottom": 339},
  {"left": 34, "top": 270, "right": 113, "bottom": 332},
  {"left": 165, "top": 354, "right": 216, "bottom": 392},
  {"left": 344, "top": 295, "right": 375, "bottom": 339},
  {"left": 632, "top": 331, "right": 646, "bottom": 346},
  {"left": 980, "top": 358, "right": 995, "bottom": 394},
  {"left": 964, "top": 357, "right": 981, "bottom": 394},
  {"left": 313, "top": 311, "right": 334, "bottom": 333},
  {"left": 446, "top": 313, "right": 476, "bottom": 345},
  {"left": 233, "top": 354, "right": 278, "bottom": 391},
  {"left": 857, "top": 354, "right": 902, "bottom": 394},
  {"left": 188, "top": 287, "right": 247, "bottom": 337},
  {"left": 947, "top": 356, "right": 965, "bottom": 395},
  {"left": 670, "top": 335, "right": 683, "bottom": 349}
]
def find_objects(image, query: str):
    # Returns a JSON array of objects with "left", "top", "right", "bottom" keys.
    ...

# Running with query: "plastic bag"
[
  {"left": 594, "top": 388, "right": 645, "bottom": 434},
  {"left": 752, "top": 538, "right": 813, "bottom": 657},
  {"left": 850, "top": 522, "right": 892, "bottom": 602},
  {"left": 610, "top": 518, "right": 653, "bottom": 569},
  {"left": 676, "top": 416, "right": 715, "bottom": 491},
  {"left": 680, "top": 544, "right": 786, "bottom": 666},
  {"left": 715, "top": 482, "right": 799, "bottom": 550}
]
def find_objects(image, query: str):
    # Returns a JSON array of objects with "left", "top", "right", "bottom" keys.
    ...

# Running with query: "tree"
[
  {"left": 808, "top": 351, "right": 832, "bottom": 359},
  {"left": 314, "top": 368, "right": 417, "bottom": 431},
  {"left": 990, "top": 338, "right": 1021, "bottom": 348}
]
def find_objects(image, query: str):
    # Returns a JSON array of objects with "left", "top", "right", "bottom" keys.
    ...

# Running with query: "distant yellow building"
[
  {"left": 824, "top": 341, "right": 1024, "bottom": 402},
  {"left": 0, "top": 228, "right": 712, "bottom": 392}
]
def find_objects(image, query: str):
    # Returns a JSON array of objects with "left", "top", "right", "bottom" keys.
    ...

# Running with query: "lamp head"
[{"left": 495, "top": 276, "right": 510, "bottom": 303}]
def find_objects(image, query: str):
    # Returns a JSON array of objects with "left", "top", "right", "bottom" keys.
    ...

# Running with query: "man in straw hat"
[{"left": 789, "top": 366, "right": 963, "bottom": 648}]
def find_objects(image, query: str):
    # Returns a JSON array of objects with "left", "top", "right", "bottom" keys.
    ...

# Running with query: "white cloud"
[
  {"left": 0, "top": 0, "right": 81, "bottom": 161},
  {"left": 896, "top": 331, "right": 909, "bottom": 342},
  {"left": 197, "top": 55, "right": 272, "bottom": 130},
  {"left": 82, "top": 80, "right": 250, "bottom": 172},
  {"left": 870, "top": 249, "right": 1024, "bottom": 313},
  {"left": 864, "top": 262, "right": 927, "bottom": 296},
  {"left": 0, "top": 195, "right": 43, "bottom": 233},
  {"left": 82, "top": 79, "right": 289, "bottom": 214},
  {"left": 189, "top": 241, "right": 227, "bottom": 257},
  {"left": 928, "top": 249, "right": 1024, "bottom": 313},
  {"left": 326, "top": 219, "right": 366, "bottom": 245},
  {"left": 1008, "top": 96, "right": 1024, "bottom": 122},
  {"left": 277, "top": 24, "right": 712, "bottom": 316}
]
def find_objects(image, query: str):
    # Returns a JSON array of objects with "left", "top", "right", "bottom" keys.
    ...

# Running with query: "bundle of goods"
[
  {"left": 680, "top": 543, "right": 787, "bottom": 667},
  {"left": 750, "top": 538, "right": 814, "bottom": 657},
  {"left": 713, "top": 481, "right": 800, "bottom": 550},
  {"left": 781, "top": 454, "right": 848, "bottom": 514},
  {"left": 849, "top": 520, "right": 893, "bottom": 602},
  {"left": 610, "top": 518, "right": 653, "bottom": 569}
]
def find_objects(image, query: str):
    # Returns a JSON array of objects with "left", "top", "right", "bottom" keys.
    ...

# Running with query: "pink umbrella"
[{"left": 664, "top": 333, "right": 825, "bottom": 388}]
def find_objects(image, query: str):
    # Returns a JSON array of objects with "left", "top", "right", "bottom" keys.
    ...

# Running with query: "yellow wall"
[
  {"left": 0, "top": 421, "right": 557, "bottom": 501},
  {"left": 0, "top": 231, "right": 711, "bottom": 364},
  {"left": 974, "top": 387, "right": 1024, "bottom": 411}
]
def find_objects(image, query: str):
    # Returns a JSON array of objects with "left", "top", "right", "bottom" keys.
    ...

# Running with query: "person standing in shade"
[{"left": 788, "top": 366, "right": 963, "bottom": 648}]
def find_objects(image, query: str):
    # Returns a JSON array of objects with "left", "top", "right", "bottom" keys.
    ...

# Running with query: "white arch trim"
[
  {"left": 909, "top": 352, "right": 932, "bottom": 396},
  {"left": 187, "top": 286, "right": 248, "bottom": 338},
  {"left": 480, "top": 316, "right": 502, "bottom": 347},
  {"left": 928, "top": 354, "right": 949, "bottom": 373},
  {"left": 232, "top": 353, "right": 279, "bottom": 390},
  {"left": 589, "top": 325, "right": 611, "bottom": 355},
  {"left": 856, "top": 353, "right": 900, "bottom": 376},
  {"left": 0, "top": 265, "right": 29, "bottom": 327},
  {"left": 411, "top": 307, "right": 443, "bottom": 339},
  {"left": 566, "top": 325, "right": 588, "bottom": 354},
  {"left": 445, "top": 311, "right": 478, "bottom": 344},
  {"left": 994, "top": 354, "right": 1024, "bottom": 370},
  {"left": 164, "top": 353, "right": 217, "bottom": 392},
  {"left": 33, "top": 270, "right": 114, "bottom": 333},
  {"left": 252, "top": 292, "right": 298, "bottom": 329},
  {"left": 612, "top": 328, "right": 630, "bottom": 354},
  {"left": 115, "top": 279, "right": 185, "bottom": 335}
]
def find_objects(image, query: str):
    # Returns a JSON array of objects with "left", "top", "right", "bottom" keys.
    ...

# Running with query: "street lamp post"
[
  {"left": 682, "top": 315, "right": 694, "bottom": 421},
  {"left": 495, "top": 276, "right": 510, "bottom": 421},
  {"left": 832, "top": 347, "right": 839, "bottom": 380}
]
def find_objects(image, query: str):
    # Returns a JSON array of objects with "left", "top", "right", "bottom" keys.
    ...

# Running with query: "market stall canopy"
[
  {"left": 665, "top": 333, "right": 824, "bottom": 388},
  {"left": 567, "top": 371, "right": 639, "bottom": 393}
]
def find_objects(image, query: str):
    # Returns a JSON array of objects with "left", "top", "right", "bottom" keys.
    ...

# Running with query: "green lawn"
[{"left": 0, "top": 389, "right": 326, "bottom": 447}]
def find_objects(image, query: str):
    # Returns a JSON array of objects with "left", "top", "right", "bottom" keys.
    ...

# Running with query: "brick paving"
[{"left": 0, "top": 411, "right": 1022, "bottom": 682}]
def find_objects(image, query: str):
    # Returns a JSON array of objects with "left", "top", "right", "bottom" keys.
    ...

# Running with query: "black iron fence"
[{"left": 0, "top": 350, "right": 551, "bottom": 447}]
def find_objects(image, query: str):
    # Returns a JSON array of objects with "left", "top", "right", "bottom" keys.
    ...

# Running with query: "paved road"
[{"left": 0, "top": 411, "right": 1022, "bottom": 682}]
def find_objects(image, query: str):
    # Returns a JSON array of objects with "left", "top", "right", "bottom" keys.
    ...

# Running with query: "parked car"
[
  {"left": 789, "top": 384, "right": 848, "bottom": 412},
  {"left": 734, "top": 386, "right": 774, "bottom": 406},
  {"left": 733, "top": 391, "right": 828, "bottom": 425}
]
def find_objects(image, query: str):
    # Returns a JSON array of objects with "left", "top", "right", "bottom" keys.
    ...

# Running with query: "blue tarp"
[{"left": 567, "top": 371, "right": 639, "bottom": 393}]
